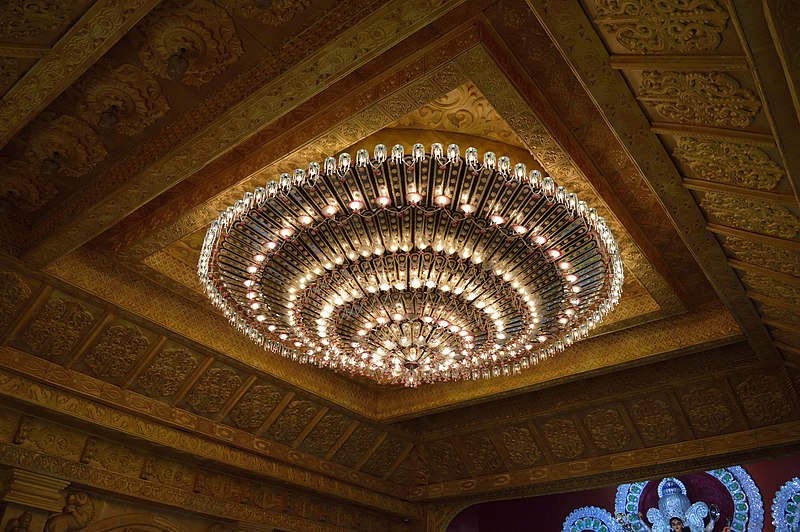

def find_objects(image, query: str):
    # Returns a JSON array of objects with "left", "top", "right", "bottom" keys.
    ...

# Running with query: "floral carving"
[
  {"left": 363, "top": 437, "right": 405, "bottom": 476},
  {"left": 630, "top": 398, "right": 677, "bottom": 443},
  {"left": 390, "top": 449, "right": 430, "bottom": 486},
  {"left": 231, "top": 0, "right": 311, "bottom": 26},
  {"left": 21, "top": 418, "right": 84, "bottom": 460},
  {"left": 268, "top": 400, "right": 318, "bottom": 443},
  {"left": 137, "top": 348, "right": 198, "bottom": 397},
  {"left": 85, "top": 325, "right": 149, "bottom": 379},
  {"left": 462, "top": 432, "right": 503, "bottom": 474},
  {"left": 72, "top": 59, "right": 170, "bottom": 136},
  {"left": 542, "top": 418, "right": 585, "bottom": 459},
  {"left": 500, "top": 426, "right": 541, "bottom": 466},
  {"left": 742, "top": 272, "right": 800, "bottom": 302},
  {"left": 131, "top": 0, "right": 244, "bottom": 86},
  {"left": 0, "top": 271, "right": 31, "bottom": 330},
  {"left": 639, "top": 71, "right": 761, "bottom": 128},
  {"left": 300, "top": 413, "right": 348, "bottom": 456},
  {"left": 426, "top": 440, "right": 468, "bottom": 479},
  {"left": 700, "top": 192, "right": 800, "bottom": 239},
  {"left": 594, "top": 0, "right": 729, "bottom": 53},
  {"left": 334, "top": 424, "right": 380, "bottom": 468},
  {"left": 681, "top": 388, "right": 733, "bottom": 433},
  {"left": 85, "top": 439, "right": 145, "bottom": 475},
  {"left": 583, "top": 408, "right": 630, "bottom": 451},
  {"left": 21, "top": 114, "right": 107, "bottom": 178},
  {"left": 229, "top": 384, "right": 282, "bottom": 429},
  {"left": 0, "top": 158, "right": 57, "bottom": 211},
  {"left": 735, "top": 374, "right": 792, "bottom": 423},
  {"left": 21, "top": 298, "right": 93, "bottom": 358},
  {"left": 186, "top": 367, "right": 242, "bottom": 415},
  {"left": 672, "top": 137, "right": 784, "bottom": 190},
  {"left": 724, "top": 236, "right": 800, "bottom": 277},
  {"left": 0, "top": 0, "right": 72, "bottom": 41}
]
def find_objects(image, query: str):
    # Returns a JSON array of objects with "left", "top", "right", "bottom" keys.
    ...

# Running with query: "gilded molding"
[
  {"left": 594, "top": 0, "right": 729, "bottom": 53},
  {"left": 21, "top": 114, "right": 107, "bottom": 178},
  {"left": 231, "top": 0, "right": 311, "bottom": 26},
  {"left": 639, "top": 71, "right": 761, "bottom": 128},
  {"left": 700, "top": 192, "right": 800, "bottom": 239},
  {"left": 742, "top": 271, "right": 800, "bottom": 302},
  {"left": 672, "top": 137, "right": 785, "bottom": 190},
  {"left": 131, "top": 0, "right": 244, "bottom": 86},
  {"left": 724, "top": 236, "right": 800, "bottom": 278}
]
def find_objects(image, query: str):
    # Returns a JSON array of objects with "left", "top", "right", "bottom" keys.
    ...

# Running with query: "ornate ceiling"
[{"left": 0, "top": 0, "right": 798, "bottom": 530}]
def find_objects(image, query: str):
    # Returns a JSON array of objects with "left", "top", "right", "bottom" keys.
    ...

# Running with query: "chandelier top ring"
[{"left": 198, "top": 142, "right": 623, "bottom": 387}]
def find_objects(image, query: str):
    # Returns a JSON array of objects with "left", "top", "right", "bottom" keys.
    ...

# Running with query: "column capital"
[{"left": 0, "top": 469, "right": 70, "bottom": 512}]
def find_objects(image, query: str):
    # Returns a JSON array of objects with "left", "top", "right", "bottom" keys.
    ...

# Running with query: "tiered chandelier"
[{"left": 198, "top": 143, "right": 623, "bottom": 386}]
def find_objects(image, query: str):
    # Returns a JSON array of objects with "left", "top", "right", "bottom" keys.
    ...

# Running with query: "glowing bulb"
[
  {"left": 348, "top": 198, "right": 365, "bottom": 211},
  {"left": 547, "top": 249, "right": 562, "bottom": 259},
  {"left": 532, "top": 235, "right": 547, "bottom": 245},
  {"left": 253, "top": 253, "right": 266, "bottom": 262},
  {"left": 558, "top": 261, "right": 571, "bottom": 270},
  {"left": 323, "top": 204, "right": 339, "bottom": 216},
  {"left": 490, "top": 214, "right": 506, "bottom": 225},
  {"left": 407, "top": 191, "right": 423, "bottom": 204},
  {"left": 279, "top": 227, "right": 295, "bottom": 239},
  {"left": 297, "top": 214, "right": 313, "bottom": 225},
  {"left": 460, "top": 203, "right": 476, "bottom": 214}
]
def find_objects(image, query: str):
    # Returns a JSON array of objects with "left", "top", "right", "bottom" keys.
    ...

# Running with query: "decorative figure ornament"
[{"left": 636, "top": 478, "right": 724, "bottom": 532}]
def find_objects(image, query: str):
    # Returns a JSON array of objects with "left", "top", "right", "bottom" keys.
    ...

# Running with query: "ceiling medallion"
[{"left": 198, "top": 143, "right": 623, "bottom": 386}]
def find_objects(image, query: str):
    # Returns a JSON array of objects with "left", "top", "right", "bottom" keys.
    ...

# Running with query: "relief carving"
[
  {"left": 0, "top": 57, "right": 21, "bottom": 91},
  {"left": 0, "top": 159, "right": 58, "bottom": 211},
  {"left": 44, "top": 491, "right": 94, "bottom": 532},
  {"left": 72, "top": 59, "right": 170, "bottom": 136},
  {"left": 131, "top": 0, "right": 244, "bottom": 86},
  {"left": 681, "top": 388, "right": 733, "bottom": 433},
  {"left": 84, "top": 438, "right": 145, "bottom": 476},
  {"left": 268, "top": 400, "right": 318, "bottom": 443},
  {"left": 462, "top": 432, "right": 503, "bottom": 474},
  {"left": 85, "top": 325, "right": 149, "bottom": 379},
  {"left": 362, "top": 437, "right": 405, "bottom": 476},
  {"left": 723, "top": 235, "right": 800, "bottom": 277},
  {"left": 333, "top": 424, "right": 380, "bottom": 468},
  {"left": 229, "top": 384, "right": 282, "bottom": 429},
  {"left": 672, "top": 137, "right": 784, "bottom": 190},
  {"left": 231, "top": 0, "right": 311, "bottom": 26},
  {"left": 137, "top": 348, "right": 198, "bottom": 397},
  {"left": 390, "top": 448, "right": 430, "bottom": 485},
  {"left": 735, "top": 374, "right": 792, "bottom": 423},
  {"left": 426, "top": 440, "right": 468, "bottom": 479},
  {"left": 0, "top": 0, "right": 72, "bottom": 41},
  {"left": 700, "top": 192, "right": 800, "bottom": 239},
  {"left": 185, "top": 367, "right": 242, "bottom": 415},
  {"left": 741, "top": 271, "right": 800, "bottom": 302},
  {"left": 300, "top": 413, "right": 348, "bottom": 456},
  {"left": 21, "top": 418, "right": 84, "bottom": 461},
  {"left": 21, "top": 298, "right": 93, "bottom": 358},
  {"left": 542, "top": 418, "right": 585, "bottom": 459},
  {"left": 630, "top": 398, "right": 678, "bottom": 443},
  {"left": 0, "top": 271, "right": 31, "bottom": 330},
  {"left": 583, "top": 408, "right": 631, "bottom": 451},
  {"left": 21, "top": 114, "right": 107, "bottom": 178},
  {"left": 500, "top": 426, "right": 541, "bottom": 466},
  {"left": 638, "top": 71, "right": 761, "bottom": 128},
  {"left": 594, "top": 0, "right": 729, "bottom": 53}
]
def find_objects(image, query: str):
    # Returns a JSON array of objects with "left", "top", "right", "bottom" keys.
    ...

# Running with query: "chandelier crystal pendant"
[{"left": 198, "top": 143, "right": 623, "bottom": 387}]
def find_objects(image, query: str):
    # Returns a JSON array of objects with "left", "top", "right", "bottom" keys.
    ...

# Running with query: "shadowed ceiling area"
[{"left": 0, "top": 0, "right": 798, "bottom": 530}]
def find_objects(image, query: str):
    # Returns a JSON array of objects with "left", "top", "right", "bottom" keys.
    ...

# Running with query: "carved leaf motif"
[
  {"left": 681, "top": 388, "right": 733, "bottom": 433},
  {"left": 701, "top": 192, "right": 800, "bottom": 239},
  {"left": 427, "top": 440, "right": 468, "bottom": 479},
  {"left": 462, "top": 433, "right": 503, "bottom": 474},
  {"left": 230, "top": 384, "right": 282, "bottom": 429},
  {"left": 594, "top": 0, "right": 729, "bottom": 53},
  {"left": 363, "top": 437, "right": 405, "bottom": 476},
  {"left": 390, "top": 448, "right": 430, "bottom": 486},
  {"left": 542, "top": 418, "right": 585, "bottom": 459},
  {"left": 499, "top": 426, "right": 542, "bottom": 466},
  {"left": 137, "top": 348, "right": 198, "bottom": 398},
  {"left": 85, "top": 325, "right": 149, "bottom": 379},
  {"left": 22, "top": 298, "right": 93, "bottom": 358},
  {"left": 268, "top": 400, "right": 318, "bottom": 443},
  {"left": 724, "top": 235, "right": 800, "bottom": 278},
  {"left": 334, "top": 424, "right": 380, "bottom": 468},
  {"left": 300, "top": 413, "right": 348, "bottom": 455},
  {"left": 583, "top": 408, "right": 631, "bottom": 451},
  {"left": 0, "top": 271, "right": 31, "bottom": 330},
  {"left": 131, "top": 0, "right": 244, "bottom": 86},
  {"left": 0, "top": 0, "right": 72, "bottom": 41},
  {"left": 21, "top": 114, "right": 107, "bottom": 178},
  {"left": 186, "top": 367, "right": 242, "bottom": 415},
  {"left": 231, "top": 0, "right": 311, "bottom": 25},
  {"left": 22, "top": 419, "right": 84, "bottom": 460},
  {"left": 0, "top": 158, "right": 57, "bottom": 211},
  {"left": 630, "top": 398, "right": 677, "bottom": 443},
  {"left": 639, "top": 71, "right": 761, "bottom": 128},
  {"left": 735, "top": 374, "right": 792, "bottom": 423},
  {"left": 672, "top": 137, "right": 784, "bottom": 190}
]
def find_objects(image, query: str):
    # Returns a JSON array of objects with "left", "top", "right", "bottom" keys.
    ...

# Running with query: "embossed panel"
[
  {"left": 494, "top": 424, "right": 543, "bottom": 468},
  {"left": 537, "top": 417, "right": 587, "bottom": 461},
  {"left": 362, "top": 435, "right": 406, "bottom": 477},
  {"left": 580, "top": 406, "right": 633, "bottom": 452},
  {"left": 131, "top": 344, "right": 200, "bottom": 400},
  {"left": 332, "top": 424, "right": 382, "bottom": 469},
  {"left": 625, "top": 395, "right": 682, "bottom": 446},
  {"left": 730, "top": 373, "right": 794, "bottom": 427},
  {"left": 227, "top": 382, "right": 285, "bottom": 431},
  {"left": 267, "top": 399, "right": 319, "bottom": 444},
  {"left": 675, "top": 385, "right": 738, "bottom": 436},
  {"left": 423, "top": 439, "right": 469, "bottom": 481},
  {"left": 459, "top": 431, "right": 505, "bottom": 475},
  {"left": 0, "top": 271, "right": 33, "bottom": 334},
  {"left": 183, "top": 365, "right": 243, "bottom": 416},
  {"left": 75, "top": 320, "right": 155, "bottom": 385},
  {"left": 13, "top": 294, "right": 96, "bottom": 361},
  {"left": 298, "top": 411, "right": 351, "bottom": 457}
]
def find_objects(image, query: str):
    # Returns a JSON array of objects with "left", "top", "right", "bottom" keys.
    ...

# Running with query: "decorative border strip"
[
  {"left": 772, "top": 477, "right": 800, "bottom": 532},
  {"left": 562, "top": 506, "right": 621, "bottom": 532}
]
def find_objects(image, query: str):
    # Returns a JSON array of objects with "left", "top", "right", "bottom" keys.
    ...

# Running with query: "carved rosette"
[
  {"left": 131, "top": 0, "right": 244, "bottom": 86},
  {"left": 21, "top": 298, "right": 94, "bottom": 358},
  {"left": 185, "top": 367, "right": 242, "bottom": 415},
  {"left": 0, "top": 0, "right": 72, "bottom": 41},
  {"left": 85, "top": 325, "right": 150, "bottom": 379},
  {"left": 0, "top": 271, "right": 31, "bottom": 330},
  {"left": 681, "top": 388, "right": 734, "bottom": 433},
  {"left": 735, "top": 374, "right": 792, "bottom": 423},
  {"left": 426, "top": 440, "right": 468, "bottom": 479},
  {"left": 462, "top": 432, "right": 503, "bottom": 474},
  {"left": 137, "top": 348, "right": 198, "bottom": 398},
  {"left": 672, "top": 137, "right": 785, "bottom": 190},
  {"left": 700, "top": 192, "right": 800, "bottom": 239},
  {"left": 594, "top": 0, "right": 729, "bottom": 53},
  {"left": 231, "top": 0, "right": 311, "bottom": 26},
  {"left": 0, "top": 158, "right": 57, "bottom": 211},
  {"left": 72, "top": 59, "right": 170, "bottom": 136},
  {"left": 299, "top": 413, "right": 348, "bottom": 456},
  {"left": 639, "top": 71, "right": 761, "bottom": 128},
  {"left": 542, "top": 418, "right": 585, "bottom": 459},
  {"left": 583, "top": 408, "right": 631, "bottom": 451},
  {"left": 21, "top": 114, "right": 107, "bottom": 178},
  {"left": 500, "top": 426, "right": 541, "bottom": 466},
  {"left": 629, "top": 398, "right": 677, "bottom": 443},
  {"left": 267, "top": 400, "right": 318, "bottom": 443},
  {"left": 229, "top": 384, "right": 282, "bottom": 429}
]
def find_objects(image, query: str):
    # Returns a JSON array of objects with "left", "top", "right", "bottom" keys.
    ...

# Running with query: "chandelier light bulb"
[{"left": 167, "top": 48, "right": 189, "bottom": 81}]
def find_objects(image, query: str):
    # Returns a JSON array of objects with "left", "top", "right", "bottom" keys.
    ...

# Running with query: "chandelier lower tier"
[{"left": 198, "top": 143, "right": 623, "bottom": 387}]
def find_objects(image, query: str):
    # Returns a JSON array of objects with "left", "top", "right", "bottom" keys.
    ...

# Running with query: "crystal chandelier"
[{"left": 198, "top": 143, "right": 623, "bottom": 386}]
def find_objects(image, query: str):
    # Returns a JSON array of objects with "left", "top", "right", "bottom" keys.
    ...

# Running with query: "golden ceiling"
[{"left": 0, "top": 0, "right": 798, "bottom": 530}]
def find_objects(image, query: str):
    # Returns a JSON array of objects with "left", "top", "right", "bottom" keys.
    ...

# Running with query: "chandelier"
[{"left": 198, "top": 143, "right": 623, "bottom": 386}]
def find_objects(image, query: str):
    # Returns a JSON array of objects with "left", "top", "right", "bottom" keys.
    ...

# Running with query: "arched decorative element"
[
  {"left": 562, "top": 506, "right": 622, "bottom": 532},
  {"left": 82, "top": 513, "right": 187, "bottom": 532},
  {"left": 772, "top": 477, "right": 800, "bottom": 532}
]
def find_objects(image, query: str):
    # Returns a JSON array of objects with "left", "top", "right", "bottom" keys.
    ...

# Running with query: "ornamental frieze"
[
  {"left": 741, "top": 272, "right": 800, "bottom": 302},
  {"left": 542, "top": 418, "right": 585, "bottom": 460},
  {"left": 672, "top": 137, "right": 785, "bottom": 190},
  {"left": 679, "top": 387, "right": 734, "bottom": 434},
  {"left": 0, "top": 0, "right": 72, "bottom": 41},
  {"left": 629, "top": 398, "right": 678, "bottom": 444},
  {"left": 582, "top": 408, "right": 631, "bottom": 451},
  {"left": 136, "top": 348, "right": 199, "bottom": 398},
  {"left": 594, "top": 0, "right": 729, "bottom": 53},
  {"left": 0, "top": 158, "right": 58, "bottom": 211},
  {"left": 0, "top": 271, "right": 32, "bottom": 331},
  {"left": 500, "top": 425, "right": 542, "bottom": 467},
  {"left": 185, "top": 367, "right": 242, "bottom": 415},
  {"left": 267, "top": 399, "right": 319, "bottom": 443},
  {"left": 723, "top": 236, "right": 800, "bottom": 278},
  {"left": 362, "top": 436, "right": 405, "bottom": 477},
  {"left": 230, "top": 0, "right": 311, "bottom": 26},
  {"left": 332, "top": 424, "right": 381, "bottom": 469},
  {"left": 638, "top": 71, "right": 761, "bottom": 128},
  {"left": 20, "top": 298, "right": 94, "bottom": 359},
  {"left": 426, "top": 439, "right": 469, "bottom": 480},
  {"left": 734, "top": 374, "right": 792, "bottom": 424},
  {"left": 299, "top": 412, "right": 350, "bottom": 456},
  {"left": 84, "top": 325, "right": 150, "bottom": 380},
  {"left": 462, "top": 432, "right": 504, "bottom": 475},
  {"left": 229, "top": 383, "right": 284, "bottom": 429},
  {"left": 700, "top": 192, "right": 800, "bottom": 239}
]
